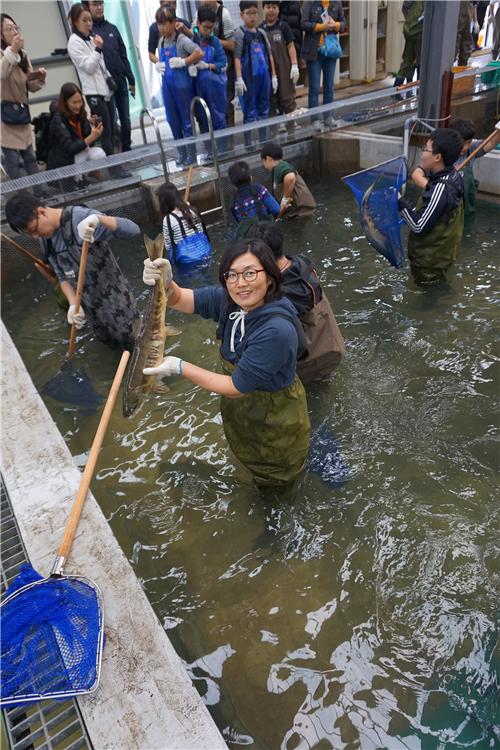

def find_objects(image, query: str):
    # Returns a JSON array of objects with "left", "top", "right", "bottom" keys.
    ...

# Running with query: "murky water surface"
[{"left": 2, "top": 181, "right": 499, "bottom": 749}]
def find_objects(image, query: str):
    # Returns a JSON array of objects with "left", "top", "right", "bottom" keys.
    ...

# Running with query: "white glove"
[
  {"left": 290, "top": 64, "right": 299, "bottom": 84},
  {"left": 473, "top": 21, "right": 480, "bottom": 34},
  {"left": 188, "top": 64, "right": 198, "bottom": 77},
  {"left": 169, "top": 57, "right": 186, "bottom": 69},
  {"left": 143, "top": 257, "right": 173, "bottom": 288},
  {"left": 272, "top": 75, "right": 279, "bottom": 94},
  {"left": 67, "top": 304, "right": 86, "bottom": 329},
  {"left": 280, "top": 197, "right": 291, "bottom": 212},
  {"left": 495, "top": 120, "right": 500, "bottom": 130},
  {"left": 196, "top": 61, "right": 210, "bottom": 70},
  {"left": 155, "top": 61, "right": 166, "bottom": 74},
  {"left": 235, "top": 77, "right": 247, "bottom": 96},
  {"left": 77, "top": 214, "right": 99, "bottom": 242},
  {"left": 143, "top": 355, "right": 183, "bottom": 378}
]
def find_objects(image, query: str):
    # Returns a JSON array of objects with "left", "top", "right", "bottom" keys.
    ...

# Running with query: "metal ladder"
[
  {"left": 190, "top": 97, "right": 227, "bottom": 223},
  {"left": 139, "top": 108, "right": 170, "bottom": 182}
]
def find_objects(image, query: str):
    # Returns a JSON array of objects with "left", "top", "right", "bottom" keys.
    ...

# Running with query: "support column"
[{"left": 418, "top": 0, "right": 460, "bottom": 122}]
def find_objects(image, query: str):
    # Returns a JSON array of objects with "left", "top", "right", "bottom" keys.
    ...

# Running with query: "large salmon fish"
[{"left": 122, "top": 233, "right": 175, "bottom": 417}]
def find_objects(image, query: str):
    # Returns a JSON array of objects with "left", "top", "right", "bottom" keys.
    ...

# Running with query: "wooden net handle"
[
  {"left": 458, "top": 129, "right": 497, "bottom": 171},
  {"left": 67, "top": 240, "right": 90, "bottom": 359},
  {"left": 1, "top": 232, "right": 56, "bottom": 280},
  {"left": 57, "top": 349, "right": 130, "bottom": 562},
  {"left": 184, "top": 165, "right": 194, "bottom": 203}
]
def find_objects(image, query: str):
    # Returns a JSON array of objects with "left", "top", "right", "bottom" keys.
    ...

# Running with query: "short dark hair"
[
  {"left": 240, "top": 1, "right": 258, "bottom": 12},
  {"left": 260, "top": 142, "right": 283, "bottom": 160},
  {"left": 5, "top": 191, "right": 43, "bottom": 234},
  {"left": 263, "top": 2, "right": 281, "bottom": 7},
  {"left": 198, "top": 6, "right": 217, "bottom": 24},
  {"left": 429, "top": 128, "right": 464, "bottom": 167},
  {"left": 228, "top": 161, "right": 251, "bottom": 187},
  {"left": 219, "top": 239, "right": 282, "bottom": 303},
  {"left": 449, "top": 118, "right": 475, "bottom": 142},
  {"left": 156, "top": 6, "right": 175, "bottom": 24},
  {"left": 244, "top": 222, "right": 284, "bottom": 258}
]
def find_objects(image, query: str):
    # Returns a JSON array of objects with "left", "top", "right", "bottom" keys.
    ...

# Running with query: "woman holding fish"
[
  {"left": 143, "top": 239, "right": 311, "bottom": 486},
  {"left": 5, "top": 191, "right": 139, "bottom": 350}
]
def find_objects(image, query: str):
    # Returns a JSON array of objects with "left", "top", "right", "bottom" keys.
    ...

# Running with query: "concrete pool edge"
[{"left": 0, "top": 323, "right": 228, "bottom": 750}]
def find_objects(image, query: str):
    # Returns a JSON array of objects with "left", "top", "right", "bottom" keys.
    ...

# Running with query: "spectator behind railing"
[
  {"left": 67, "top": 3, "right": 129, "bottom": 178},
  {"left": 148, "top": 0, "right": 192, "bottom": 63},
  {"left": 46, "top": 82, "right": 105, "bottom": 188},
  {"left": 1, "top": 13, "right": 46, "bottom": 183},
  {"left": 83, "top": 0, "right": 135, "bottom": 154}
]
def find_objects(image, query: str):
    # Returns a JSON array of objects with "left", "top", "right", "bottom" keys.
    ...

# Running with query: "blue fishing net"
[
  {"left": 1, "top": 563, "right": 103, "bottom": 707},
  {"left": 342, "top": 156, "right": 408, "bottom": 268}
]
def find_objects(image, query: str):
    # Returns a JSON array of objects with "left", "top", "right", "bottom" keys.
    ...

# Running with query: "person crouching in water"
[
  {"left": 398, "top": 128, "right": 464, "bottom": 284},
  {"left": 245, "top": 222, "right": 345, "bottom": 382},
  {"left": 154, "top": 6, "right": 203, "bottom": 167},
  {"left": 5, "top": 191, "right": 139, "bottom": 350},
  {"left": 158, "top": 181, "right": 211, "bottom": 265},
  {"left": 142, "top": 239, "right": 311, "bottom": 486}
]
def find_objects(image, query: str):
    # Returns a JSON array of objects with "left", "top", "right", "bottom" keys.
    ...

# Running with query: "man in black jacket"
[{"left": 85, "top": 0, "right": 135, "bottom": 152}]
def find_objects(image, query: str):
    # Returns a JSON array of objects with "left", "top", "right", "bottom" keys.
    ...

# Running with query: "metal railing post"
[
  {"left": 190, "top": 97, "right": 227, "bottom": 223},
  {"left": 139, "top": 108, "right": 169, "bottom": 183}
]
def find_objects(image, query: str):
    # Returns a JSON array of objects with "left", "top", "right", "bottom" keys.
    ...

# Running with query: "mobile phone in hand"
[
  {"left": 27, "top": 70, "right": 44, "bottom": 81},
  {"left": 320, "top": 10, "right": 330, "bottom": 23}
]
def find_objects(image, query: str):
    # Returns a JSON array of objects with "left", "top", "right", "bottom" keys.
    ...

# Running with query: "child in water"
[
  {"left": 412, "top": 119, "right": 500, "bottom": 221},
  {"left": 158, "top": 182, "right": 211, "bottom": 265},
  {"left": 228, "top": 160, "right": 280, "bottom": 239},
  {"left": 260, "top": 141, "right": 317, "bottom": 219}
]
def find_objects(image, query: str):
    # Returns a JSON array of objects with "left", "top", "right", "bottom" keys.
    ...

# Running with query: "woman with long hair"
[
  {"left": 46, "top": 82, "right": 105, "bottom": 185},
  {"left": 158, "top": 181, "right": 211, "bottom": 264},
  {"left": 1, "top": 13, "right": 46, "bottom": 180},
  {"left": 67, "top": 3, "right": 116, "bottom": 161},
  {"left": 142, "top": 239, "right": 311, "bottom": 486}
]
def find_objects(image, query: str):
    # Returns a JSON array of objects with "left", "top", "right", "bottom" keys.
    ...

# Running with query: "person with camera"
[
  {"left": 1, "top": 13, "right": 46, "bottom": 181},
  {"left": 46, "top": 82, "right": 105, "bottom": 188},
  {"left": 84, "top": 0, "right": 135, "bottom": 153},
  {"left": 67, "top": 2, "right": 128, "bottom": 177}
]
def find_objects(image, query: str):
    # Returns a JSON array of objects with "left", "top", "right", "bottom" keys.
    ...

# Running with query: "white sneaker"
[{"left": 313, "top": 120, "right": 322, "bottom": 133}]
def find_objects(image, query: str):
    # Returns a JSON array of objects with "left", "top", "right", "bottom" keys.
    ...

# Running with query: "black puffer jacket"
[
  {"left": 279, "top": 1, "right": 302, "bottom": 53},
  {"left": 46, "top": 105, "right": 91, "bottom": 170}
]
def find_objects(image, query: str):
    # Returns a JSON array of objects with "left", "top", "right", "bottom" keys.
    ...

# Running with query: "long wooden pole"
[
  {"left": 458, "top": 129, "right": 498, "bottom": 171},
  {"left": 1, "top": 232, "right": 55, "bottom": 280},
  {"left": 184, "top": 165, "right": 194, "bottom": 202},
  {"left": 54, "top": 350, "right": 130, "bottom": 568},
  {"left": 67, "top": 240, "right": 90, "bottom": 359}
]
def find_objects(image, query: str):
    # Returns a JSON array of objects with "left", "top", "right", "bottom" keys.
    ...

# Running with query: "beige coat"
[{"left": 0, "top": 46, "right": 45, "bottom": 150}]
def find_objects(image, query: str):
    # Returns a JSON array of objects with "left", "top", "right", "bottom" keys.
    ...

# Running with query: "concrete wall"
[
  {"left": 0, "top": 323, "right": 227, "bottom": 750},
  {"left": 316, "top": 130, "right": 500, "bottom": 196}
]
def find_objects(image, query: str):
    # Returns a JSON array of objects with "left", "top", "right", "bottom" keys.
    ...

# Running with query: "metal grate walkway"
[{"left": 1, "top": 475, "right": 93, "bottom": 750}]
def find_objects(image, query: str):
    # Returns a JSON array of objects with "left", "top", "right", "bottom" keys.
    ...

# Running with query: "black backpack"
[{"left": 32, "top": 111, "right": 52, "bottom": 163}]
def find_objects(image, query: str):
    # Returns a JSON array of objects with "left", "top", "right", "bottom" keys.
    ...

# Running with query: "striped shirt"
[{"left": 398, "top": 167, "right": 464, "bottom": 236}]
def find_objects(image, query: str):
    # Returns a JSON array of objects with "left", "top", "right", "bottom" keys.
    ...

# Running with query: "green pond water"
[{"left": 2, "top": 180, "right": 499, "bottom": 749}]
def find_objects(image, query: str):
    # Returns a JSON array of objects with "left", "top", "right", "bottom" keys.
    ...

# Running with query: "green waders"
[
  {"left": 407, "top": 197, "right": 464, "bottom": 284},
  {"left": 462, "top": 165, "right": 478, "bottom": 221},
  {"left": 220, "top": 359, "right": 311, "bottom": 486}
]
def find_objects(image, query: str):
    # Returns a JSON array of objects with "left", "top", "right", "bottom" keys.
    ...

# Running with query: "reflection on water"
[{"left": 2, "top": 183, "right": 499, "bottom": 749}]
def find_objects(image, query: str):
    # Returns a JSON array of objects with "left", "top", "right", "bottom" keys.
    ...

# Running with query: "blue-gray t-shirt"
[
  {"left": 43, "top": 207, "right": 140, "bottom": 282},
  {"left": 193, "top": 286, "right": 299, "bottom": 394}
]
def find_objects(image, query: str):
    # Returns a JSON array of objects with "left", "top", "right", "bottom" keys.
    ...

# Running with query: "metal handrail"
[
  {"left": 189, "top": 97, "right": 227, "bottom": 222},
  {"left": 139, "top": 108, "right": 169, "bottom": 182}
]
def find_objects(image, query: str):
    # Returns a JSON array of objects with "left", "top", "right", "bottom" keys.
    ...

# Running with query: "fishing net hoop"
[{"left": 1, "top": 573, "right": 104, "bottom": 707}]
